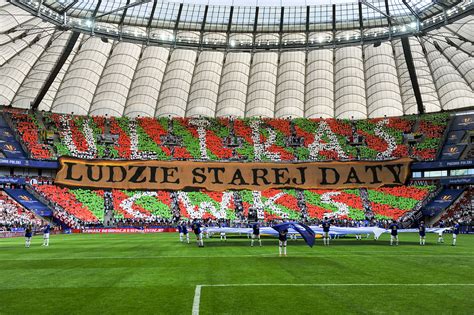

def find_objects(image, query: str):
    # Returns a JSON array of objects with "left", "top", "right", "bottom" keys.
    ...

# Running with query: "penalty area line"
[{"left": 191, "top": 283, "right": 474, "bottom": 315}]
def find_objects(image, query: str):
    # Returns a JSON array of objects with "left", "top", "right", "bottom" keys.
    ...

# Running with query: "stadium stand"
[
  {"left": 3, "top": 108, "right": 451, "bottom": 162},
  {"left": 0, "top": 0, "right": 471, "bottom": 232},
  {"left": 29, "top": 184, "right": 435, "bottom": 225},
  {"left": 437, "top": 187, "right": 473, "bottom": 228},
  {"left": 0, "top": 108, "right": 470, "bottom": 229},
  {"left": 0, "top": 190, "right": 44, "bottom": 230},
  {"left": 0, "top": 1, "right": 472, "bottom": 313},
  {"left": 32, "top": 184, "right": 100, "bottom": 227}
]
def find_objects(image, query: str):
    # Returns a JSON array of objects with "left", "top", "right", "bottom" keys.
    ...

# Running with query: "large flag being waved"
[{"left": 272, "top": 222, "right": 315, "bottom": 247}]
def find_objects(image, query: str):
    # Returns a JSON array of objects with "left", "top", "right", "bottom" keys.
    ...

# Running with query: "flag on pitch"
[{"left": 272, "top": 222, "right": 315, "bottom": 247}]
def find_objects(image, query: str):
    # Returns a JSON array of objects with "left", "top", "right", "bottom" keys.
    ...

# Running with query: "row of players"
[
  {"left": 20, "top": 220, "right": 461, "bottom": 250},
  {"left": 178, "top": 220, "right": 291, "bottom": 256},
  {"left": 23, "top": 224, "right": 51, "bottom": 248},
  {"left": 177, "top": 219, "right": 462, "bottom": 253}
]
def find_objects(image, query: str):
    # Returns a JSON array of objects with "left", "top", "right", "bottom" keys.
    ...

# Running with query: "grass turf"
[{"left": 0, "top": 232, "right": 473, "bottom": 315}]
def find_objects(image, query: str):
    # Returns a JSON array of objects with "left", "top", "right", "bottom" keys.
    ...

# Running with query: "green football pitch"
[{"left": 1, "top": 232, "right": 473, "bottom": 315}]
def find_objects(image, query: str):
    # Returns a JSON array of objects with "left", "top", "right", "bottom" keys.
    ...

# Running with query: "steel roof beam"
[
  {"left": 95, "top": 0, "right": 151, "bottom": 20},
  {"left": 360, "top": 0, "right": 396, "bottom": 24},
  {"left": 173, "top": 3, "right": 183, "bottom": 48},
  {"left": 59, "top": 0, "right": 78, "bottom": 14},
  {"left": 279, "top": 7, "right": 284, "bottom": 33},
  {"left": 384, "top": 0, "right": 392, "bottom": 29},
  {"left": 119, "top": 0, "right": 131, "bottom": 28},
  {"left": 146, "top": 0, "right": 157, "bottom": 29},
  {"left": 227, "top": 6, "right": 234, "bottom": 34},
  {"left": 401, "top": 36, "right": 424, "bottom": 114},
  {"left": 199, "top": 5, "right": 209, "bottom": 47},
  {"left": 402, "top": 0, "right": 422, "bottom": 22},
  {"left": 225, "top": 6, "right": 234, "bottom": 48},
  {"left": 252, "top": 7, "right": 259, "bottom": 47},
  {"left": 92, "top": 0, "right": 102, "bottom": 18},
  {"left": 174, "top": 4, "right": 183, "bottom": 32},
  {"left": 32, "top": 32, "right": 81, "bottom": 110}
]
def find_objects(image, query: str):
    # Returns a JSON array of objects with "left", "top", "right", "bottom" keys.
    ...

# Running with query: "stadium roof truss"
[{"left": 10, "top": 0, "right": 473, "bottom": 50}]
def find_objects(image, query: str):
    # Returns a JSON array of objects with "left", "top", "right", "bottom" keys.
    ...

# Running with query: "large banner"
[
  {"left": 451, "top": 114, "right": 474, "bottom": 131},
  {"left": 55, "top": 156, "right": 412, "bottom": 191},
  {"left": 0, "top": 158, "right": 58, "bottom": 168},
  {"left": 4, "top": 188, "right": 52, "bottom": 217},
  {"left": 446, "top": 130, "right": 465, "bottom": 145},
  {"left": 0, "top": 128, "right": 26, "bottom": 159},
  {"left": 81, "top": 228, "right": 177, "bottom": 234},
  {"left": 440, "top": 144, "right": 466, "bottom": 160},
  {"left": 422, "top": 189, "right": 465, "bottom": 216}
]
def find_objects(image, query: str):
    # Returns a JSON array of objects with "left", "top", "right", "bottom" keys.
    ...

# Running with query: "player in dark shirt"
[
  {"left": 181, "top": 223, "right": 189, "bottom": 244},
  {"left": 452, "top": 222, "right": 460, "bottom": 246},
  {"left": 418, "top": 221, "right": 426, "bottom": 246},
  {"left": 322, "top": 219, "right": 331, "bottom": 246},
  {"left": 25, "top": 225, "right": 32, "bottom": 248},
  {"left": 219, "top": 221, "right": 227, "bottom": 241},
  {"left": 251, "top": 222, "right": 262, "bottom": 247},
  {"left": 177, "top": 224, "right": 183, "bottom": 242},
  {"left": 42, "top": 224, "right": 51, "bottom": 247},
  {"left": 278, "top": 228, "right": 288, "bottom": 256},
  {"left": 388, "top": 220, "right": 399, "bottom": 246},
  {"left": 192, "top": 220, "right": 204, "bottom": 247},
  {"left": 355, "top": 220, "right": 362, "bottom": 240}
]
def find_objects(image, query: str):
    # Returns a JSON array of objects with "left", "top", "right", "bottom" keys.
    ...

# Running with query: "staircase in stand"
[
  {"left": 359, "top": 188, "right": 373, "bottom": 219},
  {"left": 35, "top": 110, "right": 47, "bottom": 132}
]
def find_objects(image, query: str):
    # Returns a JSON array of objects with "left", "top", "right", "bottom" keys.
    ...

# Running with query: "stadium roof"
[
  {"left": 0, "top": 0, "right": 472, "bottom": 118},
  {"left": 12, "top": 0, "right": 470, "bottom": 48}
]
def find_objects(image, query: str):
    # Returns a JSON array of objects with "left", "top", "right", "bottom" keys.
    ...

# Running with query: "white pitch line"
[
  {"left": 191, "top": 283, "right": 474, "bottom": 314},
  {"left": 192, "top": 285, "right": 202, "bottom": 315},
  {"left": 202, "top": 283, "right": 474, "bottom": 287}
]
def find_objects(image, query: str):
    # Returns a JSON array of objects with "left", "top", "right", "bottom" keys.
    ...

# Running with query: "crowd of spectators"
[
  {"left": 32, "top": 184, "right": 99, "bottom": 225},
  {"left": 0, "top": 190, "right": 44, "bottom": 230},
  {"left": 1, "top": 174, "right": 471, "bottom": 231},
  {"left": 4, "top": 107, "right": 449, "bottom": 162},
  {"left": 5, "top": 108, "right": 54, "bottom": 159},
  {"left": 438, "top": 187, "right": 473, "bottom": 227}
]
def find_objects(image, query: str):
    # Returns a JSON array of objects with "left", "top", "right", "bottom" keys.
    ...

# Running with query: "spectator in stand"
[{"left": 0, "top": 191, "right": 43, "bottom": 229}]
